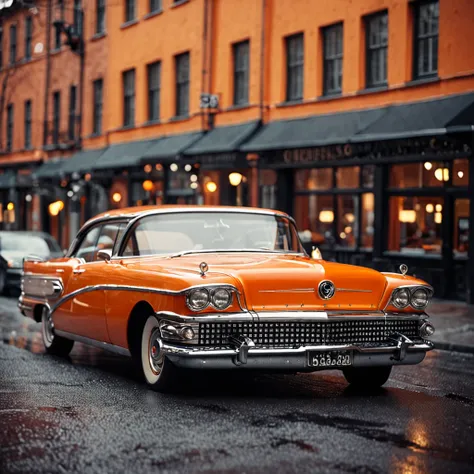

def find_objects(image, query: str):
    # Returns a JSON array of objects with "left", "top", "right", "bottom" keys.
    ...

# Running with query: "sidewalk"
[{"left": 429, "top": 299, "right": 474, "bottom": 354}]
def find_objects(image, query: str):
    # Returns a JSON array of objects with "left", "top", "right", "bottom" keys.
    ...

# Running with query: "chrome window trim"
[{"left": 114, "top": 209, "right": 306, "bottom": 259}]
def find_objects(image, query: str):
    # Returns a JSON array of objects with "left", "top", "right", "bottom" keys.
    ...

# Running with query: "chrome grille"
[{"left": 198, "top": 319, "right": 421, "bottom": 348}]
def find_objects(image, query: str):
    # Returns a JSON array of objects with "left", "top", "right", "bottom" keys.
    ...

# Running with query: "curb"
[{"left": 433, "top": 340, "right": 474, "bottom": 355}]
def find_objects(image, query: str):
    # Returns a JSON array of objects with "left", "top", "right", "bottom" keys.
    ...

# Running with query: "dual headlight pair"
[
  {"left": 186, "top": 286, "right": 233, "bottom": 312},
  {"left": 391, "top": 286, "right": 432, "bottom": 310}
]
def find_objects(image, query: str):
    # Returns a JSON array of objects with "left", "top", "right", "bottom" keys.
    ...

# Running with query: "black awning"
[
  {"left": 141, "top": 132, "right": 204, "bottom": 163},
  {"left": 32, "top": 158, "right": 65, "bottom": 181},
  {"left": 62, "top": 147, "right": 108, "bottom": 176},
  {"left": 184, "top": 121, "right": 260, "bottom": 155},
  {"left": 93, "top": 139, "right": 160, "bottom": 170},
  {"left": 0, "top": 170, "right": 16, "bottom": 189},
  {"left": 240, "top": 108, "right": 385, "bottom": 152},
  {"left": 352, "top": 91, "right": 474, "bottom": 142}
]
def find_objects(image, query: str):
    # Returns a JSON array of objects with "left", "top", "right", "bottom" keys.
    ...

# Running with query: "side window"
[
  {"left": 92, "top": 223, "right": 123, "bottom": 261},
  {"left": 74, "top": 226, "right": 101, "bottom": 262},
  {"left": 112, "top": 222, "right": 129, "bottom": 255}
]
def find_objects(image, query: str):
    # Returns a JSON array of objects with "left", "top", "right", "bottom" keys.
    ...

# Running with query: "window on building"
[
  {"left": 389, "top": 161, "right": 451, "bottom": 188},
  {"left": 147, "top": 61, "right": 161, "bottom": 122},
  {"left": 388, "top": 196, "right": 443, "bottom": 255},
  {"left": 122, "top": 69, "right": 135, "bottom": 127},
  {"left": 175, "top": 52, "right": 190, "bottom": 117},
  {"left": 93, "top": 78, "right": 103, "bottom": 135},
  {"left": 453, "top": 159, "right": 469, "bottom": 187},
  {"left": 74, "top": 0, "right": 83, "bottom": 35},
  {"left": 125, "top": 0, "right": 136, "bottom": 23},
  {"left": 365, "top": 11, "right": 388, "bottom": 87},
  {"left": 454, "top": 199, "right": 469, "bottom": 257},
  {"left": 24, "top": 100, "right": 32, "bottom": 150},
  {"left": 96, "top": 0, "right": 106, "bottom": 34},
  {"left": 53, "top": 91, "right": 61, "bottom": 144},
  {"left": 150, "top": 0, "right": 162, "bottom": 13},
  {"left": 413, "top": 0, "right": 439, "bottom": 79},
  {"left": 9, "top": 25, "right": 17, "bottom": 65},
  {"left": 285, "top": 33, "right": 304, "bottom": 101},
  {"left": 54, "top": 22, "right": 62, "bottom": 50},
  {"left": 233, "top": 40, "right": 249, "bottom": 106},
  {"left": 6, "top": 104, "right": 14, "bottom": 152},
  {"left": 68, "top": 85, "right": 77, "bottom": 141},
  {"left": 293, "top": 165, "right": 375, "bottom": 250},
  {"left": 323, "top": 23, "right": 343, "bottom": 95},
  {"left": 25, "top": 17, "right": 33, "bottom": 60}
]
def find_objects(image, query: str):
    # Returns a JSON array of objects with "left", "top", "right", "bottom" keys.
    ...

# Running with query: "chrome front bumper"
[{"left": 157, "top": 310, "right": 434, "bottom": 371}]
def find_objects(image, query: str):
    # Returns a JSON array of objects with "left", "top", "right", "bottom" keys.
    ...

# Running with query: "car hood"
[{"left": 126, "top": 253, "right": 388, "bottom": 312}]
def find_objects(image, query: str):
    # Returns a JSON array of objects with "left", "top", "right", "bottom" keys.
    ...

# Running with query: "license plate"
[{"left": 307, "top": 351, "right": 353, "bottom": 368}]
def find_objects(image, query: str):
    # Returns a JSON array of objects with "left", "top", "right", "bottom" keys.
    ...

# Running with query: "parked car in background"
[
  {"left": 0, "top": 231, "right": 63, "bottom": 295},
  {"left": 19, "top": 206, "right": 436, "bottom": 392}
]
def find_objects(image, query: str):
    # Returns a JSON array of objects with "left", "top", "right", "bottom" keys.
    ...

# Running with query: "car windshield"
[
  {"left": 0, "top": 234, "right": 54, "bottom": 255},
  {"left": 121, "top": 212, "right": 304, "bottom": 257}
]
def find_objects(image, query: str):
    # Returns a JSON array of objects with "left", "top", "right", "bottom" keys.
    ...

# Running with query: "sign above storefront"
[
  {"left": 260, "top": 135, "right": 473, "bottom": 168},
  {"left": 185, "top": 152, "right": 248, "bottom": 170}
]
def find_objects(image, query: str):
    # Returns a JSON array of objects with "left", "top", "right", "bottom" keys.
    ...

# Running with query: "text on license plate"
[{"left": 307, "top": 351, "right": 353, "bottom": 368}]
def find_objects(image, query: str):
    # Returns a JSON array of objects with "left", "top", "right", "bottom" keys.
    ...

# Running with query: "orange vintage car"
[{"left": 18, "top": 206, "right": 435, "bottom": 392}]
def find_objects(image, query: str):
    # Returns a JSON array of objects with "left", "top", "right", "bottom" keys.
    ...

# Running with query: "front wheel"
[
  {"left": 140, "top": 315, "right": 181, "bottom": 392},
  {"left": 41, "top": 308, "right": 74, "bottom": 357},
  {"left": 342, "top": 366, "right": 392, "bottom": 389}
]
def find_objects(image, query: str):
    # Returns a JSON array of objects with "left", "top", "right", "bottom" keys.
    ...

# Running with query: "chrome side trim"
[
  {"left": 162, "top": 341, "right": 434, "bottom": 357},
  {"left": 336, "top": 288, "right": 373, "bottom": 293},
  {"left": 259, "top": 288, "right": 314, "bottom": 293},
  {"left": 54, "top": 330, "right": 131, "bottom": 357},
  {"left": 23, "top": 255, "right": 45, "bottom": 263},
  {"left": 156, "top": 310, "right": 258, "bottom": 324},
  {"left": 47, "top": 283, "right": 246, "bottom": 317}
]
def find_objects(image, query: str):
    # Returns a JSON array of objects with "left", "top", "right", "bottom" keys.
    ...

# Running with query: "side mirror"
[{"left": 97, "top": 249, "right": 112, "bottom": 261}]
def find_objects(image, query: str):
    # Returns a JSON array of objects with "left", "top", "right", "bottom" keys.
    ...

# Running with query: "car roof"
[{"left": 85, "top": 205, "right": 290, "bottom": 226}]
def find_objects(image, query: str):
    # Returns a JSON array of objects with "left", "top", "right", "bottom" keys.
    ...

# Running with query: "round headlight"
[
  {"left": 211, "top": 288, "right": 232, "bottom": 310},
  {"left": 411, "top": 288, "right": 429, "bottom": 309},
  {"left": 187, "top": 288, "right": 210, "bottom": 311},
  {"left": 392, "top": 288, "right": 410, "bottom": 309}
]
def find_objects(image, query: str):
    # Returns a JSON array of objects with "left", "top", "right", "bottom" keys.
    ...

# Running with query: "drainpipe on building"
[
  {"left": 42, "top": 0, "right": 53, "bottom": 147},
  {"left": 201, "top": 0, "right": 209, "bottom": 132},
  {"left": 259, "top": 0, "right": 267, "bottom": 123}
]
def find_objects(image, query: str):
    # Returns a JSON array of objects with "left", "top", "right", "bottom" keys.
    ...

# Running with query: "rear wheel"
[
  {"left": 342, "top": 366, "right": 392, "bottom": 389},
  {"left": 140, "top": 315, "right": 181, "bottom": 392},
  {"left": 41, "top": 308, "right": 74, "bottom": 357}
]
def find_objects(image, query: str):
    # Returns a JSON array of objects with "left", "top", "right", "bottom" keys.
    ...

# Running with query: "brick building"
[{"left": 0, "top": 0, "right": 473, "bottom": 302}]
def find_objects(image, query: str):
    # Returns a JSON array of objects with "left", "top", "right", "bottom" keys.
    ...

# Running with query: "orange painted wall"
[{"left": 1, "top": 0, "right": 474, "bottom": 166}]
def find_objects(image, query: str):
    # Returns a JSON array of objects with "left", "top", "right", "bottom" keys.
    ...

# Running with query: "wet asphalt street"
[{"left": 1, "top": 296, "right": 474, "bottom": 474}]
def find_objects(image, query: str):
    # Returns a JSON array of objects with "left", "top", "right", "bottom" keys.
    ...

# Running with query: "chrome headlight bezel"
[
  {"left": 391, "top": 288, "right": 410, "bottom": 309},
  {"left": 389, "top": 285, "right": 433, "bottom": 311},
  {"left": 410, "top": 287, "right": 430, "bottom": 310},
  {"left": 185, "top": 285, "right": 236, "bottom": 312},
  {"left": 186, "top": 288, "right": 210, "bottom": 311}
]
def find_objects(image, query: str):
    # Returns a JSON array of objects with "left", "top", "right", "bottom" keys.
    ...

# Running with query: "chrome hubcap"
[
  {"left": 149, "top": 328, "right": 164, "bottom": 375},
  {"left": 42, "top": 311, "right": 54, "bottom": 345}
]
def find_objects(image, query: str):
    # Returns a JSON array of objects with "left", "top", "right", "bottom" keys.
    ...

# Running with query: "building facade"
[{"left": 0, "top": 0, "right": 473, "bottom": 302}]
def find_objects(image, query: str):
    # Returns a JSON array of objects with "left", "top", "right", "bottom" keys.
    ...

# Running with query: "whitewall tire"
[
  {"left": 41, "top": 307, "right": 74, "bottom": 356},
  {"left": 140, "top": 315, "right": 180, "bottom": 392}
]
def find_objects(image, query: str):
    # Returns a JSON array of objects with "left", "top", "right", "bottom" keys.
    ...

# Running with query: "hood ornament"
[
  {"left": 318, "top": 280, "right": 335, "bottom": 300},
  {"left": 199, "top": 262, "right": 209, "bottom": 276},
  {"left": 399, "top": 264, "right": 408, "bottom": 276}
]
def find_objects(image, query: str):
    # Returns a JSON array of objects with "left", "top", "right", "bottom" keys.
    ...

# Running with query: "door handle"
[{"left": 73, "top": 268, "right": 85, "bottom": 274}]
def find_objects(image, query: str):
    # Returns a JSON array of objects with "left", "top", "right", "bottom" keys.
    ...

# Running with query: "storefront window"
[
  {"left": 388, "top": 196, "right": 443, "bottom": 254},
  {"left": 453, "top": 159, "right": 469, "bottom": 186},
  {"left": 294, "top": 168, "right": 332, "bottom": 191},
  {"left": 362, "top": 165, "right": 375, "bottom": 188},
  {"left": 336, "top": 166, "right": 360, "bottom": 189},
  {"left": 337, "top": 195, "right": 358, "bottom": 248},
  {"left": 390, "top": 162, "right": 449, "bottom": 188},
  {"left": 260, "top": 170, "right": 278, "bottom": 209},
  {"left": 454, "top": 198, "right": 469, "bottom": 257},
  {"left": 361, "top": 193, "right": 374, "bottom": 249},
  {"left": 294, "top": 195, "right": 335, "bottom": 246}
]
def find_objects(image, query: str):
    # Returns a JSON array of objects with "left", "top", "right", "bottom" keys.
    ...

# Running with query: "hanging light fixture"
[
  {"left": 142, "top": 180, "right": 154, "bottom": 192},
  {"left": 319, "top": 210, "right": 334, "bottom": 223},
  {"left": 112, "top": 192, "right": 122, "bottom": 203},
  {"left": 229, "top": 172, "right": 243, "bottom": 186},
  {"left": 206, "top": 181, "right": 218, "bottom": 193}
]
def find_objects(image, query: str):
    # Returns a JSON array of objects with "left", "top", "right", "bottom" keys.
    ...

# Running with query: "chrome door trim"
[{"left": 54, "top": 330, "right": 131, "bottom": 357}]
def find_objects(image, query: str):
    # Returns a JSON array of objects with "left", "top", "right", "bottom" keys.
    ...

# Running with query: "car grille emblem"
[{"left": 318, "top": 280, "right": 335, "bottom": 300}]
